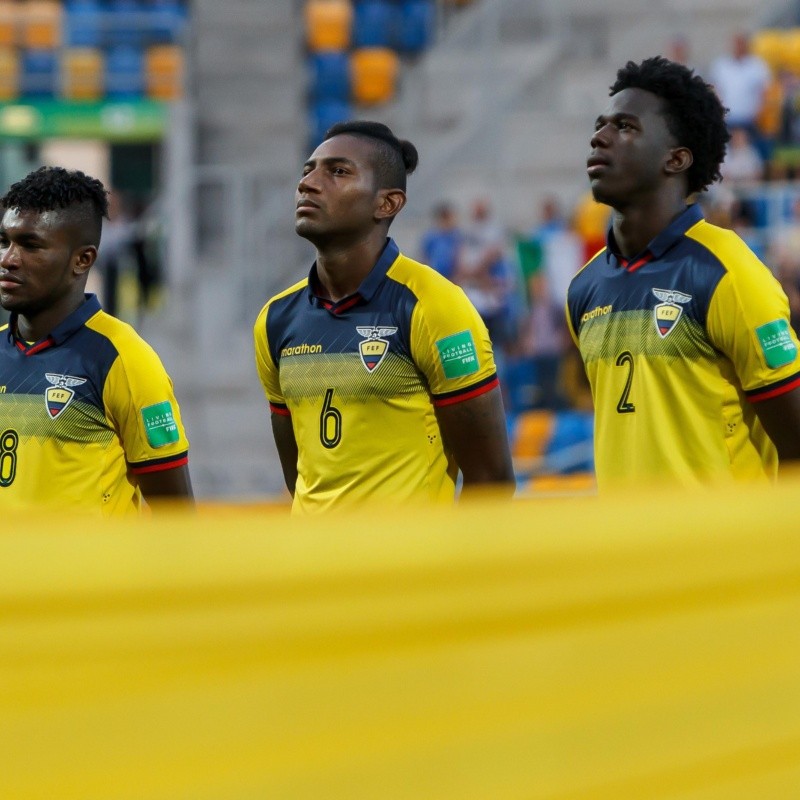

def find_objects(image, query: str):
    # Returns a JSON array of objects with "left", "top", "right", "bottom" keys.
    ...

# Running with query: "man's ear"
[
  {"left": 665, "top": 146, "right": 693, "bottom": 177},
  {"left": 73, "top": 245, "right": 97, "bottom": 277},
  {"left": 375, "top": 188, "right": 407, "bottom": 222}
]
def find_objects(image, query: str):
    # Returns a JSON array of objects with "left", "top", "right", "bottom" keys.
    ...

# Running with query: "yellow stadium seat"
[
  {"left": 350, "top": 47, "right": 399, "bottom": 104},
  {"left": 20, "top": 0, "right": 61, "bottom": 50},
  {"left": 526, "top": 471, "right": 596, "bottom": 496},
  {"left": 0, "top": 1, "right": 17, "bottom": 48},
  {"left": 511, "top": 409, "right": 554, "bottom": 463},
  {"left": 145, "top": 44, "right": 184, "bottom": 100},
  {"left": 781, "top": 28, "right": 800, "bottom": 75},
  {"left": 305, "top": 0, "right": 352, "bottom": 52},
  {"left": 61, "top": 47, "right": 103, "bottom": 101},
  {"left": 0, "top": 44, "right": 17, "bottom": 100}
]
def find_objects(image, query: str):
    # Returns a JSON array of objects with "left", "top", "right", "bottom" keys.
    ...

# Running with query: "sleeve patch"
[
  {"left": 435, "top": 330, "right": 479, "bottom": 379},
  {"left": 141, "top": 401, "right": 180, "bottom": 448},
  {"left": 756, "top": 319, "right": 798, "bottom": 369}
]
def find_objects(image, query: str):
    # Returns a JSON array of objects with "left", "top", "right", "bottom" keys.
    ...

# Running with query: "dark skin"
[
  {"left": 588, "top": 87, "right": 800, "bottom": 465},
  {"left": 0, "top": 206, "right": 194, "bottom": 505},
  {"left": 280, "top": 133, "right": 515, "bottom": 498}
]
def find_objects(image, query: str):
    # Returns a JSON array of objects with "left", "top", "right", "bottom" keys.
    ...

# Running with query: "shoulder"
[
  {"left": 84, "top": 310, "right": 169, "bottom": 375},
  {"left": 255, "top": 277, "right": 308, "bottom": 330},
  {"left": 685, "top": 219, "right": 768, "bottom": 277},
  {"left": 388, "top": 252, "right": 470, "bottom": 306}
]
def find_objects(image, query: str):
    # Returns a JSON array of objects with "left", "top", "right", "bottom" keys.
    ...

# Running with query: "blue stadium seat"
[
  {"left": 105, "top": 43, "right": 145, "bottom": 99},
  {"left": 352, "top": 0, "right": 398, "bottom": 48},
  {"left": 64, "top": 0, "right": 103, "bottom": 48},
  {"left": 396, "top": 0, "right": 435, "bottom": 53},
  {"left": 20, "top": 48, "right": 57, "bottom": 98},
  {"left": 543, "top": 411, "right": 594, "bottom": 473},
  {"left": 146, "top": 0, "right": 187, "bottom": 45},
  {"left": 107, "top": 0, "right": 144, "bottom": 48},
  {"left": 309, "top": 51, "right": 351, "bottom": 103},
  {"left": 309, "top": 98, "right": 352, "bottom": 148}
]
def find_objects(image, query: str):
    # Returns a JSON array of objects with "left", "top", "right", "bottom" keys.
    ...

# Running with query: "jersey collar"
[
  {"left": 606, "top": 203, "right": 704, "bottom": 271},
  {"left": 307, "top": 238, "right": 400, "bottom": 312},
  {"left": 7, "top": 293, "right": 101, "bottom": 353}
]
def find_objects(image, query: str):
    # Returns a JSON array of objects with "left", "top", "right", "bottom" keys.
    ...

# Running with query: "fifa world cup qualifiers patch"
[
  {"left": 756, "top": 319, "right": 798, "bottom": 369},
  {"left": 141, "top": 401, "right": 180, "bottom": 448},
  {"left": 436, "top": 330, "right": 479, "bottom": 379}
]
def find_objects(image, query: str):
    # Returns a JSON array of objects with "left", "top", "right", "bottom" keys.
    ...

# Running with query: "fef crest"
[
  {"left": 44, "top": 373, "right": 87, "bottom": 419},
  {"left": 652, "top": 288, "right": 692, "bottom": 339},
  {"left": 356, "top": 326, "right": 398, "bottom": 372}
]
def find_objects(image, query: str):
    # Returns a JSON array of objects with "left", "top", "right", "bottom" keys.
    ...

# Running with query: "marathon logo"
[
  {"left": 581, "top": 304, "right": 612, "bottom": 323},
  {"left": 280, "top": 343, "right": 323, "bottom": 357}
]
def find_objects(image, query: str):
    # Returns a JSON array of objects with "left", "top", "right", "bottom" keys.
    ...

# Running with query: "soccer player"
[
  {"left": 0, "top": 166, "right": 193, "bottom": 515},
  {"left": 566, "top": 57, "right": 800, "bottom": 490},
  {"left": 254, "top": 121, "right": 514, "bottom": 512}
]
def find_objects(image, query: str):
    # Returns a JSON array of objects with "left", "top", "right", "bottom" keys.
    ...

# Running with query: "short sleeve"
[
  {"left": 410, "top": 277, "right": 498, "bottom": 406},
  {"left": 706, "top": 259, "right": 800, "bottom": 401},
  {"left": 253, "top": 302, "right": 288, "bottom": 414},
  {"left": 103, "top": 337, "right": 189, "bottom": 473}
]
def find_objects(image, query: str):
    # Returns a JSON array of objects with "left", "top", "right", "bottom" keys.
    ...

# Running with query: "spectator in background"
[
  {"left": 419, "top": 201, "right": 461, "bottom": 280},
  {"left": 93, "top": 189, "right": 135, "bottom": 319},
  {"left": 710, "top": 32, "right": 771, "bottom": 158},
  {"left": 571, "top": 189, "right": 612, "bottom": 261},
  {"left": 517, "top": 196, "right": 581, "bottom": 409},
  {"left": 455, "top": 197, "right": 516, "bottom": 351}
]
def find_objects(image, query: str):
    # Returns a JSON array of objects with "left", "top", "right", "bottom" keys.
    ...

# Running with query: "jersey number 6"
[{"left": 319, "top": 388, "right": 343, "bottom": 449}]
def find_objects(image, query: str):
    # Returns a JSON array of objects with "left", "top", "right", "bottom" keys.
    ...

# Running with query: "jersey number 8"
[{"left": 0, "top": 428, "right": 18, "bottom": 487}]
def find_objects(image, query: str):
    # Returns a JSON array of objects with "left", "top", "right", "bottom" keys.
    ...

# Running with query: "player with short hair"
[
  {"left": 566, "top": 56, "right": 800, "bottom": 490},
  {"left": 0, "top": 166, "right": 192, "bottom": 515},
  {"left": 254, "top": 120, "right": 514, "bottom": 512}
]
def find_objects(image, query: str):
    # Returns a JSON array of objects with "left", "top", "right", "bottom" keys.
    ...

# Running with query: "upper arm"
[
  {"left": 752, "top": 388, "right": 800, "bottom": 463},
  {"left": 434, "top": 386, "right": 514, "bottom": 493},
  {"left": 271, "top": 411, "right": 298, "bottom": 496},
  {"left": 138, "top": 464, "right": 194, "bottom": 506}
]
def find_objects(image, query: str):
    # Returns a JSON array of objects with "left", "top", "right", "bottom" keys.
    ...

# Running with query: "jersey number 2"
[
  {"left": 319, "top": 388, "right": 342, "bottom": 449},
  {"left": 615, "top": 351, "right": 636, "bottom": 414},
  {"left": 0, "top": 428, "right": 18, "bottom": 487}
]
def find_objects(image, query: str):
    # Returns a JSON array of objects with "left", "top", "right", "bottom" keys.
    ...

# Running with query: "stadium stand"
[{"left": 0, "top": 0, "right": 188, "bottom": 100}]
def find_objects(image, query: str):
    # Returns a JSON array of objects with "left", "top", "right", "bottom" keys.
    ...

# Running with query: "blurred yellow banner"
[{"left": 2, "top": 484, "right": 800, "bottom": 799}]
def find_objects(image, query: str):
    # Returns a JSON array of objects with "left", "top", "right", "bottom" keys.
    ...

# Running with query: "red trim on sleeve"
[
  {"left": 270, "top": 403, "right": 291, "bottom": 416},
  {"left": 130, "top": 455, "right": 189, "bottom": 475},
  {"left": 747, "top": 375, "right": 800, "bottom": 403},
  {"left": 433, "top": 376, "right": 500, "bottom": 407}
]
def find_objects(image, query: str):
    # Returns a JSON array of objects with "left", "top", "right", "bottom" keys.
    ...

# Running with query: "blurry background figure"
[
  {"left": 710, "top": 31, "right": 772, "bottom": 158},
  {"left": 94, "top": 190, "right": 161, "bottom": 326},
  {"left": 571, "top": 190, "right": 613, "bottom": 261},
  {"left": 515, "top": 196, "right": 582, "bottom": 410},
  {"left": 710, "top": 125, "right": 766, "bottom": 229},
  {"left": 455, "top": 196, "right": 516, "bottom": 355},
  {"left": 419, "top": 201, "right": 461, "bottom": 280}
]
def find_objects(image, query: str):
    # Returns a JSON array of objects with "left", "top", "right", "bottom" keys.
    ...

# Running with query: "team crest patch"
[
  {"left": 44, "top": 373, "right": 87, "bottom": 419},
  {"left": 652, "top": 288, "right": 692, "bottom": 338},
  {"left": 356, "top": 326, "right": 398, "bottom": 372}
]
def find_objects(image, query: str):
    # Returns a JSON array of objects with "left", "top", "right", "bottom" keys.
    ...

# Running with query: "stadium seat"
[
  {"left": 146, "top": 0, "right": 187, "bottom": 46},
  {"left": 61, "top": 46, "right": 104, "bottom": 100},
  {"left": 543, "top": 410, "right": 594, "bottom": 473},
  {"left": 20, "top": 0, "right": 62, "bottom": 50},
  {"left": 0, "top": 45, "right": 19, "bottom": 100},
  {"left": 511, "top": 409, "right": 554, "bottom": 464},
  {"left": 305, "top": 0, "right": 352, "bottom": 52},
  {"left": 105, "top": 43, "right": 144, "bottom": 99},
  {"left": 350, "top": 47, "right": 399, "bottom": 104},
  {"left": 309, "top": 97, "right": 352, "bottom": 147},
  {"left": 309, "top": 50, "right": 351, "bottom": 102},
  {"left": 20, "top": 47, "right": 57, "bottom": 98},
  {"left": 64, "top": 0, "right": 103, "bottom": 48},
  {"left": 0, "top": 1, "right": 18, "bottom": 48},
  {"left": 781, "top": 28, "right": 800, "bottom": 75},
  {"left": 396, "top": 0, "right": 435, "bottom": 53},
  {"left": 352, "top": 0, "right": 398, "bottom": 48},
  {"left": 106, "top": 0, "right": 143, "bottom": 48},
  {"left": 144, "top": 43, "right": 183, "bottom": 100}
]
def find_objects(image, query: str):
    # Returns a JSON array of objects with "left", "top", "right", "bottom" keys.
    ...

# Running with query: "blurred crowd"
[{"left": 417, "top": 29, "right": 800, "bottom": 419}]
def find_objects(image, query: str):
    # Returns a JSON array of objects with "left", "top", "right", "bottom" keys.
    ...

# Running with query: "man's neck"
[
  {"left": 611, "top": 197, "right": 687, "bottom": 259},
  {"left": 15, "top": 293, "right": 86, "bottom": 343},
  {"left": 314, "top": 236, "right": 388, "bottom": 302}
]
